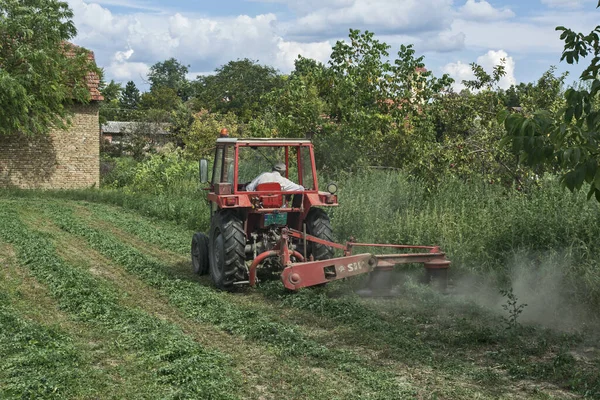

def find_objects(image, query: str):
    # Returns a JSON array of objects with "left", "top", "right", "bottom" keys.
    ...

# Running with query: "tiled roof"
[{"left": 64, "top": 42, "right": 104, "bottom": 101}]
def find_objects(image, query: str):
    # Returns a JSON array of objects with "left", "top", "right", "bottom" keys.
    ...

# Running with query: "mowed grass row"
[
  {"left": 0, "top": 242, "right": 91, "bottom": 399},
  {"left": 74, "top": 199, "right": 600, "bottom": 398},
  {"left": 0, "top": 204, "right": 240, "bottom": 399},
  {"left": 2, "top": 195, "right": 599, "bottom": 398},
  {"left": 37, "top": 199, "right": 426, "bottom": 399}
]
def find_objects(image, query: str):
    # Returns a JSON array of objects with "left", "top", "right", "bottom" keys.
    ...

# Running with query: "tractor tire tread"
[
  {"left": 306, "top": 208, "right": 334, "bottom": 260},
  {"left": 210, "top": 210, "right": 246, "bottom": 289}
]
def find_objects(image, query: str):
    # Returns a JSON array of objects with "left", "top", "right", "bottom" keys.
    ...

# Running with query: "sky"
[{"left": 65, "top": 0, "right": 600, "bottom": 92}]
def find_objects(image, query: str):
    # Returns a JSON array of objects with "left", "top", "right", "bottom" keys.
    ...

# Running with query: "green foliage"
[
  {"left": 503, "top": 67, "right": 568, "bottom": 113},
  {"left": 262, "top": 57, "right": 328, "bottom": 139},
  {"left": 180, "top": 110, "right": 240, "bottom": 158},
  {"left": 0, "top": 207, "right": 239, "bottom": 399},
  {"left": 499, "top": 287, "right": 527, "bottom": 330},
  {"left": 139, "top": 86, "right": 182, "bottom": 114},
  {"left": 502, "top": 3, "right": 600, "bottom": 201},
  {"left": 0, "top": 0, "right": 98, "bottom": 136},
  {"left": 268, "top": 29, "right": 454, "bottom": 172},
  {"left": 419, "top": 62, "right": 529, "bottom": 188},
  {"left": 192, "top": 59, "right": 284, "bottom": 122},
  {"left": 120, "top": 80, "right": 141, "bottom": 110},
  {"left": 98, "top": 79, "right": 123, "bottom": 124},
  {"left": 99, "top": 79, "right": 122, "bottom": 103},
  {"left": 0, "top": 303, "right": 86, "bottom": 398},
  {"left": 104, "top": 148, "right": 199, "bottom": 196},
  {"left": 147, "top": 58, "right": 191, "bottom": 100}
]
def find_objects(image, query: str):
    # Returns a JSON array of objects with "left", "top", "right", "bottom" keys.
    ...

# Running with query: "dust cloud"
[{"left": 450, "top": 252, "right": 598, "bottom": 333}]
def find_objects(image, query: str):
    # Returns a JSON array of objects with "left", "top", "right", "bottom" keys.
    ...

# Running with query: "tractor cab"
[{"left": 200, "top": 138, "right": 338, "bottom": 234}]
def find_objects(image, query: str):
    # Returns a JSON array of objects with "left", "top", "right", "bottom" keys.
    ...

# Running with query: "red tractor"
[{"left": 192, "top": 135, "right": 450, "bottom": 293}]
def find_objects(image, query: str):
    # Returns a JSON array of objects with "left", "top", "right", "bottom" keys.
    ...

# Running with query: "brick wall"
[{"left": 0, "top": 103, "right": 100, "bottom": 189}]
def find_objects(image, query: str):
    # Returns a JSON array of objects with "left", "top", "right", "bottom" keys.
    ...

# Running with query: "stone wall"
[{"left": 0, "top": 103, "right": 100, "bottom": 189}]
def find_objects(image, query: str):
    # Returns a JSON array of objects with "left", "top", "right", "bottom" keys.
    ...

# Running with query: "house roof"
[
  {"left": 64, "top": 43, "right": 104, "bottom": 101},
  {"left": 101, "top": 121, "right": 171, "bottom": 135}
]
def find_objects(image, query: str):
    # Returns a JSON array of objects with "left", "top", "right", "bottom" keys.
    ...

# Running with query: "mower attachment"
[
  {"left": 247, "top": 227, "right": 451, "bottom": 292},
  {"left": 281, "top": 253, "right": 377, "bottom": 290}
]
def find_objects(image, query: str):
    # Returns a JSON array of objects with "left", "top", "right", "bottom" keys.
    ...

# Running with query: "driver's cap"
[{"left": 273, "top": 162, "right": 286, "bottom": 173}]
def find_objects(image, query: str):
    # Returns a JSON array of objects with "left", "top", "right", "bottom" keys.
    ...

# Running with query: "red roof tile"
[{"left": 64, "top": 42, "right": 104, "bottom": 101}]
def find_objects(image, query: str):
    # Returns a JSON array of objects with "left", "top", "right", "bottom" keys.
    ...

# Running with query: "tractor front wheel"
[
  {"left": 305, "top": 208, "right": 334, "bottom": 260},
  {"left": 208, "top": 210, "right": 246, "bottom": 290},
  {"left": 191, "top": 232, "right": 209, "bottom": 275}
]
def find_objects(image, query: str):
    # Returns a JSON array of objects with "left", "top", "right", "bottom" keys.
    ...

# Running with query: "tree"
[
  {"left": 261, "top": 56, "right": 329, "bottom": 138},
  {"left": 140, "top": 86, "right": 181, "bottom": 112},
  {"left": 313, "top": 30, "right": 453, "bottom": 170},
  {"left": 100, "top": 79, "right": 122, "bottom": 103},
  {"left": 120, "top": 81, "right": 141, "bottom": 109},
  {"left": 147, "top": 58, "right": 190, "bottom": 100},
  {"left": 192, "top": 59, "right": 284, "bottom": 122},
  {"left": 0, "top": 0, "right": 97, "bottom": 136},
  {"left": 425, "top": 62, "right": 529, "bottom": 187},
  {"left": 180, "top": 110, "right": 240, "bottom": 158},
  {"left": 501, "top": 1, "right": 600, "bottom": 201},
  {"left": 99, "top": 79, "right": 122, "bottom": 123}
]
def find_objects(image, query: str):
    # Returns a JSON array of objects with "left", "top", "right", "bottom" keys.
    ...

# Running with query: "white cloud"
[
  {"left": 442, "top": 60, "right": 474, "bottom": 91},
  {"left": 104, "top": 47, "right": 150, "bottom": 81},
  {"left": 477, "top": 49, "right": 516, "bottom": 89},
  {"left": 105, "top": 60, "right": 150, "bottom": 81},
  {"left": 288, "top": 0, "right": 454, "bottom": 38},
  {"left": 66, "top": 0, "right": 333, "bottom": 88},
  {"left": 450, "top": 19, "right": 564, "bottom": 54},
  {"left": 420, "top": 31, "right": 466, "bottom": 52},
  {"left": 540, "top": 0, "right": 587, "bottom": 9},
  {"left": 66, "top": 0, "right": 592, "bottom": 91},
  {"left": 459, "top": 0, "right": 515, "bottom": 21},
  {"left": 443, "top": 49, "right": 516, "bottom": 91}
]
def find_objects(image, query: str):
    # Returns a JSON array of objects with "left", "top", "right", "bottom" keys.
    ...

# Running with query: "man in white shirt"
[{"left": 246, "top": 162, "right": 304, "bottom": 191}]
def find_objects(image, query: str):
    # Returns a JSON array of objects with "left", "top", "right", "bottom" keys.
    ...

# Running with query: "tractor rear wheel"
[
  {"left": 191, "top": 232, "right": 209, "bottom": 275},
  {"left": 305, "top": 208, "right": 334, "bottom": 260},
  {"left": 208, "top": 210, "right": 246, "bottom": 290}
]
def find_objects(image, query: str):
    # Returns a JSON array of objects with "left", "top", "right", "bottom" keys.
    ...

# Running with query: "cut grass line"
[
  {"left": 74, "top": 204, "right": 189, "bottom": 265},
  {"left": 0, "top": 205, "right": 240, "bottom": 400},
  {"left": 0, "top": 241, "right": 97, "bottom": 399},
  {"left": 83, "top": 201, "right": 194, "bottom": 255},
  {"left": 74, "top": 200, "right": 598, "bottom": 399},
  {"left": 18, "top": 209, "right": 358, "bottom": 400},
  {"left": 64, "top": 200, "right": 571, "bottom": 399},
  {"left": 43, "top": 201, "right": 424, "bottom": 399},
  {"left": 0, "top": 240, "right": 163, "bottom": 400}
]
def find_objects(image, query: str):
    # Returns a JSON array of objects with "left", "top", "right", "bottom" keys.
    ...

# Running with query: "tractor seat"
[
  {"left": 255, "top": 182, "right": 283, "bottom": 208},
  {"left": 255, "top": 182, "right": 282, "bottom": 192}
]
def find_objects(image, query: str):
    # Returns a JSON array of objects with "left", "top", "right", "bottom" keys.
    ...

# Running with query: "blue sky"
[{"left": 66, "top": 0, "right": 600, "bottom": 91}]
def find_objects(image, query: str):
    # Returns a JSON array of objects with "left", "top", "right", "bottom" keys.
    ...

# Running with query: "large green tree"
[
  {"left": 501, "top": 1, "right": 600, "bottom": 201},
  {"left": 147, "top": 58, "right": 190, "bottom": 100},
  {"left": 304, "top": 30, "right": 452, "bottom": 170},
  {"left": 192, "top": 59, "right": 284, "bottom": 122},
  {"left": 0, "top": 0, "right": 96, "bottom": 135}
]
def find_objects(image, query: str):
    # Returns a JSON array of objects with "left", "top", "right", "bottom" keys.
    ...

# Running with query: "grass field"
[{"left": 1, "top": 194, "right": 599, "bottom": 399}]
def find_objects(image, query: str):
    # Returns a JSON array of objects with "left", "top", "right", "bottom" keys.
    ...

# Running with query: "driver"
[{"left": 246, "top": 162, "right": 304, "bottom": 192}]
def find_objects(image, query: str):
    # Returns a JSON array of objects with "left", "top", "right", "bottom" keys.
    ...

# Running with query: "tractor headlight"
[{"left": 327, "top": 182, "right": 338, "bottom": 194}]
